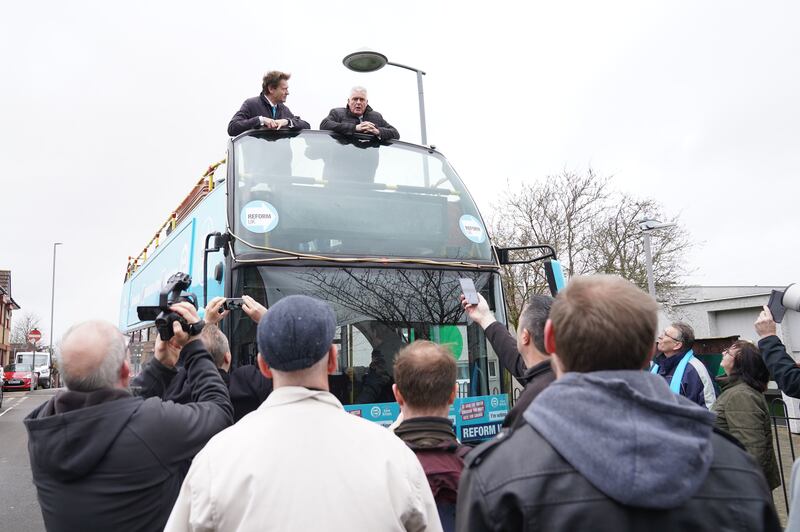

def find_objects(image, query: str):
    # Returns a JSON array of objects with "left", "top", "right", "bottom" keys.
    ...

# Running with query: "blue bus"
[{"left": 119, "top": 129, "right": 560, "bottom": 440}]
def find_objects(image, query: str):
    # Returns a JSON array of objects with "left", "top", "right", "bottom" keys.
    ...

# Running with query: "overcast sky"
[{"left": 2, "top": 1, "right": 798, "bottom": 344}]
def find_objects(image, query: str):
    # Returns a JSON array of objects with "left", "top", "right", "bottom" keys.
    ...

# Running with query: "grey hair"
[
  {"left": 671, "top": 321, "right": 695, "bottom": 353},
  {"left": 201, "top": 326, "right": 230, "bottom": 368},
  {"left": 58, "top": 321, "right": 128, "bottom": 392},
  {"left": 518, "top": 295, "right": 554, "bottom": 353},
  {"left": 350, "top": 86, "right": 368, "bottom": 98}
]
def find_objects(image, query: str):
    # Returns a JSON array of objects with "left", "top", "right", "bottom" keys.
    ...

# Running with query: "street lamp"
[
  {"left": 638, "top": 220, "right": 676, "bottom": 298},
  {"left": 342, "top": 49, "right": 428, "bottom": 145},
  {"left": 49, "top": 242, "right": 62, "bottom": 385}
]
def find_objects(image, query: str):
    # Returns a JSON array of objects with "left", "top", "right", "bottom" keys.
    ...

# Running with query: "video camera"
[
  {"left": 136, "top": 272, "right": 199, "bottom": 340},
  {"left": 767, "top": 284, "right": 800, "bottom": 323}
]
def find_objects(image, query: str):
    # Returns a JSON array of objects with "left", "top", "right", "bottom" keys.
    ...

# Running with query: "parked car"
[
  {"left": 2, "top": 364, "right": 39, "bottom": 391},
  {"left": 15, "top": 352, "right": 52, "bottom": 389}
]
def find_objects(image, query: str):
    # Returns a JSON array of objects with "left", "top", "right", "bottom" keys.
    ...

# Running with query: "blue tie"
[{"left": 271, "top": 106, "right": 277, "bottom": 118}]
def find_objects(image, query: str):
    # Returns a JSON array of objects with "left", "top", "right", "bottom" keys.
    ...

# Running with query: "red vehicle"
[{"left": 2, "top": 363, "right": 39, "bottom": 391}]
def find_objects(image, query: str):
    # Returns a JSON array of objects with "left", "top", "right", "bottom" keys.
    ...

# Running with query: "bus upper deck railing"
[{"left": 125, "top": 159, "right": 225, "bottom": 281}]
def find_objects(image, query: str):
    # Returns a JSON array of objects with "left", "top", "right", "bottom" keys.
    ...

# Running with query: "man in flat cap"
[{"left": 166, "top": 295, "right": 442, "bottom": 532}]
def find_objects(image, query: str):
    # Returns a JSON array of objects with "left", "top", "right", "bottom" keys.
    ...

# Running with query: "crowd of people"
[
  {"left": 17, "top": 69, "right": 800, "bottom": 532},
  {"left": 22, "top": 272, "right": 800, "bottom": 531}
]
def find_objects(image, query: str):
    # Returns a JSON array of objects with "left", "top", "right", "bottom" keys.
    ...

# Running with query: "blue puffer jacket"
[{"left": 653, "top": 351, "right": 706, "bottom": 407}]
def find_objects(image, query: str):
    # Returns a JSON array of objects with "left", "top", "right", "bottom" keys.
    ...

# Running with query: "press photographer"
[{"left": 23, "top": 300, "right": 233, "bottom": 532}]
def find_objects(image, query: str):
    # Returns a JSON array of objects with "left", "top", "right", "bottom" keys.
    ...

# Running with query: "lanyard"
[{"left": 650, "top": 349, "right": 694, "bottom": 395}]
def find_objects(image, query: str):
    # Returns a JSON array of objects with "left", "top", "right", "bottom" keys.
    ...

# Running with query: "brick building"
[{"left": 0, "top": 270, "right": 21, "bottom": 367}]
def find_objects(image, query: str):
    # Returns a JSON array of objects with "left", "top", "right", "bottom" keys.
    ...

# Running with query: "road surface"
[{"left": 0, "top": 389, "right": 55, "bottom": 532}]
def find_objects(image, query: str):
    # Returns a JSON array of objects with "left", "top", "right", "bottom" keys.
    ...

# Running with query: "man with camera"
[
  {"left": 24, "top": 303, "right": 233, "bottom": 532},
  {"left": 137, "top": 294, "right": 274, "bottom": 421}
]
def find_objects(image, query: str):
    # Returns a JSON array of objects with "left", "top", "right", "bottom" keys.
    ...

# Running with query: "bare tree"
[
  {"left": 588, "top": 194, "right": 691, "bottom": 302},
  {"left": 491, "top": 170, "right": 608, "bottom": 327},
  {"left": 491, "top": 170, "right": 691, "bottom": 325},
  {"left": 11, "top": 311, "right": 42, "bottom": 346}
]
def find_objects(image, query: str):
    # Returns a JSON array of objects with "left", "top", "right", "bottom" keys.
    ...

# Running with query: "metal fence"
[{"left": 770, "top": 397, "right": 799, "bottom": 519}]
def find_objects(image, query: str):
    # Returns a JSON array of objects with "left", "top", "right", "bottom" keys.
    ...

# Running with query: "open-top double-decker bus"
[{"left": 119, "top": 129, "right": 561, "bottom": 442}]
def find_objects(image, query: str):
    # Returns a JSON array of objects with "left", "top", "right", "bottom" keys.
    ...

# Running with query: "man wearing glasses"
[{"left": 651, "top": 322, "right": 714, "bottom": 408}]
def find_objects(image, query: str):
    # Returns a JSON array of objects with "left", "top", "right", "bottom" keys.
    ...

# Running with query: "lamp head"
[
  {"left": 639, "top": 219, "right": 676, "bottom": 231},
  {"left": 343, "top": 50, "right": 388, "bottom": 73}
]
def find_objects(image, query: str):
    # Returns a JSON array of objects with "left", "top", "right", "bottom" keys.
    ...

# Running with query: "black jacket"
[
  {"left": 133, "top": 353, "right": 272, "bottom": 423},
  {"left": 759, "top": 334, "right": 800, "bottom": 397},
  {"left": 456, "top": 370, "right": 779, "bottom": 532},
  {"left": 320, "top": 105, "right": 399, "bottom": 140},
  {"left": 228, "top": 364, "right": 273, "bottom": 422},
  {"left": 228, "top": 94, "right": 310, "bottom": 136},
  {"left": 24, "top": 340, "right": 233, "bottom": 532},
  {"left": 484, "top": 322, "right": 555, "bottom": 429}
]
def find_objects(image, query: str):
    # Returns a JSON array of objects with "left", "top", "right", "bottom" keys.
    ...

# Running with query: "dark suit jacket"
[
  {"left": 484, "top": 322, "right": 555, "bottom": 429},
  {"left": 320, "top": 105, "right": 399, "bottom": 140},
  {"left": 228, "top": 94, "right": 310, "bottom": 136}
]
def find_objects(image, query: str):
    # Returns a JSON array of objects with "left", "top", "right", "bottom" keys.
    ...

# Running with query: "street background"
[
  {"left": 2, "top": 0, "right": 799, "bottom": 346},
  {"left": 1, "top": 390, "right": 54, "bottom": 532}
]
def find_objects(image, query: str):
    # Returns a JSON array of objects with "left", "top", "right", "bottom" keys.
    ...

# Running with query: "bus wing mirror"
[
  {"left": 203, "top": 232, "right": 230, "bottom": 306},
  {"left": 494, "top": 245, "right": 556, "bottom": 265}
]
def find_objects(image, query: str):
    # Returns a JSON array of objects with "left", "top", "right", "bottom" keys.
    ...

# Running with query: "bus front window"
[
  {"left": 231, "top": 131, "right": 492, "bottom": 262},
  {"left": 229, "top": 265, "right": 507, "bottom": 406}
]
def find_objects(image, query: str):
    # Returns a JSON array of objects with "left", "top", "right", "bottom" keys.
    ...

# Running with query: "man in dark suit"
[
  {"left": 320, "top": 86, "right": 399, "bottom": 140},
  {"left": 228, "top": 71, "right": 310, "bottom": 136}
]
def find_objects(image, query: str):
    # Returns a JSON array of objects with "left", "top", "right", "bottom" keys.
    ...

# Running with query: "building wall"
[
  {"left": 0, "top": 271, "right": 19, "bottom": 367},
  {"left": 0, "top": 295, "right": 13, "bottom": 367},
  {"left": 668, "top": 288, "right": 798, "bottom": 360}
]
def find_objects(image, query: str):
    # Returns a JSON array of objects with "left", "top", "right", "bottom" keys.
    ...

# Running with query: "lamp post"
[
  {"left": 638, "top": 220, "right": 676, "bottom": 298},
  {"left": 342, "top": 49, "right": 428, "bottom": 145},
  {"left": 49, "top": 242, "right": 62, "bottom": 386}
]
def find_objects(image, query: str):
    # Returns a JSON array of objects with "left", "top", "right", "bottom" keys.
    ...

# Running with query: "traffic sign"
[{"left": 28, "top": 329, "right": 42, "bottom": 343}]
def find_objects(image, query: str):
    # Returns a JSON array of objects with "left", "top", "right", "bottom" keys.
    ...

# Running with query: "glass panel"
[
  {"left": 228, "top": 266, "right": 505, "bottom": 406},
  {"left": 232, "top": 132, "right": 491, "bottom": 261}
]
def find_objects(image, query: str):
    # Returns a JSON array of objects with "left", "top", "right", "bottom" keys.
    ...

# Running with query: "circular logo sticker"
[
  {"left": 459, "top": 215, "right": 486, "bottom": 244},
  {"left": 490, "top": 397, "right": 499, "bottom": 408},
  {"left": 241, "top": 201, "right": 279, "bottom": 233},
  {"left": 370, "top": 406, "right": 382, "bottom": 418}
]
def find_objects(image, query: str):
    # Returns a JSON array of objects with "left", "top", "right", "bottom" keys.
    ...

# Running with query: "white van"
[{"left": 15, "top": 351, "right": 52, "bottom": 388}]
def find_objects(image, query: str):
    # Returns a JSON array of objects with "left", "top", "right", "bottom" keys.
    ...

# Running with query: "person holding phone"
[
  {"left": 460, "top": 291, "right": 554, "bottom": 429},
  {"left": 755, "top": 305, "right": 800, "bottom": 397}
]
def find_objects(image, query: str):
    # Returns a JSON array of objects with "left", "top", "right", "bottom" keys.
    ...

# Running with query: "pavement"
[{"left": 0, "top": 388, "right": 56, "bottom": 532}]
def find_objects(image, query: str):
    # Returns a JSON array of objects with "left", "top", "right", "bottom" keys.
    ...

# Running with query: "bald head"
[
  {"left": 393, "top": 341, "right": 456, "bottom": 411},
  {"left": 59, "top": 320, "right": 128, "bottom": 392}
]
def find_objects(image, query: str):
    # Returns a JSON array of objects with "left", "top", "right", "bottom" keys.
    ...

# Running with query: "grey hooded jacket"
[
  {"left": 24, "top": 340, "right": 233, "bottom": 532},
  {"left": 456, "top": 370, "right": 780, "bottom": 532}
]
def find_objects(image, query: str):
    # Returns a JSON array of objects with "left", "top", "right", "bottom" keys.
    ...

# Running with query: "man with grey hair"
[
  {"left": 320, "top": 86, "right": 400, "bottom": 140},
  {"left": 166, "top": 295, "right": 440, "bottom": 531},
  {"left": 652, "top": 321, "right": 711, "bottom": 407},
  {"left": 462, "top": 292, "right": 555, "bottom": 429},
  {"left": 457, "top": 275, "right": 779, "bottom": 532},
  {"left": 24, "top": 303, "right": 233, "bottom": 532}
]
